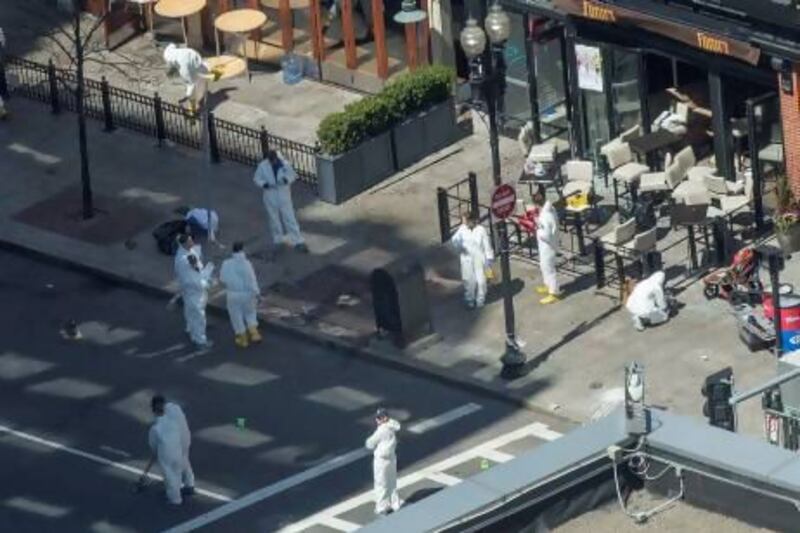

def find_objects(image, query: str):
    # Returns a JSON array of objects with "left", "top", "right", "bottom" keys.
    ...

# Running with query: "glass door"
[
  {"left": 532, "top": 33, "right": 568, "bottom": 140},
  {"left": 500, "top": 10, "right": 532, "bottom": 131},
  {"left": 609, "top": 48, "right": 642, "bottom": 137}
]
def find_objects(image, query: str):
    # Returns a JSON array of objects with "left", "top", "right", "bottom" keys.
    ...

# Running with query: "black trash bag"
[{"left": 152, "top": 220, "right": 187, "bottom": 256}]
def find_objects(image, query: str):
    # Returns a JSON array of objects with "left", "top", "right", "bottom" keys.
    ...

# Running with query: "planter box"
[
  {"left": 392, "top": 98, "right": 458, "bottom": 171},
  {"left": 317, "top": 131, "right": 394, "bottom": 204}
]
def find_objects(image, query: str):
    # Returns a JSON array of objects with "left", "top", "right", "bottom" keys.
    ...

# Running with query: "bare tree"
[{"left": 12, "top": 0, "right": 152, "bottom": 220}]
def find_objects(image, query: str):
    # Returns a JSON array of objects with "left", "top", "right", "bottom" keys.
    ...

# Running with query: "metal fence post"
[
  {"left": 153, "top": 92, "right": 165, "bottom": 146},
  {"left": 208, "top": 111, "right": 220, "bottom": 163},
  {"left": 47, "top": 60, "right": 60, "bottom": 114},
  {"left": 468, "top": 171, "right": 479, "bottom": 216},
  {"left": 593, "top": 237, "right": 605, "bottom": 289},
  {"left": 437, "top": 187, "right": 451, "bottom": 243},
  {"left": 260, "top": 126, "right": 270, "bottom": 159},
  {"left": 101, "top": 77, "right": 114, "bottom": 132}
]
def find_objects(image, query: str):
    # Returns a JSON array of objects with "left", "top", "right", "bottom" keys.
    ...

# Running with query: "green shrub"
[{"left": 317, "top": 65, "right": 455, "bottom": 155}]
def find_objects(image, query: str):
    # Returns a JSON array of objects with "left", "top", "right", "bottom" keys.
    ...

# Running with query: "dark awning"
[{"left": 502, "top": 0, "right": 800, "bottom": 62}]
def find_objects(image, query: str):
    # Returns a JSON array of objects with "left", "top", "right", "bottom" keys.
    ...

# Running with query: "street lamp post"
[{"left": 460, "top": 5, "right": 525, "bottom": 372}]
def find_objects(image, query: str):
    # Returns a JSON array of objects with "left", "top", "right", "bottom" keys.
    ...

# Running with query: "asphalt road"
[{"left": 0, "top": 248, "right": 572, "bottom": 532}]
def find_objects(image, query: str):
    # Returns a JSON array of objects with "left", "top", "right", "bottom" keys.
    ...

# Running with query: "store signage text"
[
  {"left": 696, "top": 32, "right": 730, "bottom": 55},
  {"left": 582, "top": 1, "right": 616, "bottom": 22},
  {"left": 553, "top": 0, "right": 761, "bottom": 65}
]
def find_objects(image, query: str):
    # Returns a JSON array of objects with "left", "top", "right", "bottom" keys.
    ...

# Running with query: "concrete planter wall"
[
  {"left": 392, "top": 98, "right": 457, "bottom": 171},
  {"left": 317, "top": 131, "right": 394, "bottom": 204}
]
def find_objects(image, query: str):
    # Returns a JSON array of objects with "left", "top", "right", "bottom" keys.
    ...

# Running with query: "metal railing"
[{"left": 1, "top": 55, "right": 319, "bottom": 188}]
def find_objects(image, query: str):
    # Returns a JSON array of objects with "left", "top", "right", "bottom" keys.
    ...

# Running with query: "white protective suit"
[
  {"left": 536, "top": 201, "right": 560, "bottom": 295},
  {"left": 451, "top": 223, "right": 494, "bottom": 307},
  {"left": 185, "top": 208, "right": 219, "bottom": 241},
  {"left": 148, "top": 402, "right": 195, "bottom": 504},
  {"left": 182, "top": 259, "right": 214, "bottom": 345},
  {"left": 174, "top": 244, "right": 203, "bottom": 335},
  {"left": 219, "top": 252, "right": 260, "bottom": 335},
  {"left": 163, "top": 44, "right": 209, "bottom": 103},
  {"left": 253, "top": 155, "right": 304, "bottom": 247},
  {"left": 625, "top": 271, "right": 669, "bottom": 331},
  {"left": 365, "top": 419, "right": 402, "bottom": 514}
]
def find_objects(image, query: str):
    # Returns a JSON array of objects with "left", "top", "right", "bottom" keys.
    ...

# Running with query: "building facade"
[{"left": 489, "top": 0, "right": 798, "bottom": 192}]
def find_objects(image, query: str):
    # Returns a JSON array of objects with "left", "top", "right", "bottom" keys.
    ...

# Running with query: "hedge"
[{"left": 317, "top": 65, "right": 455, "bottom": 155}]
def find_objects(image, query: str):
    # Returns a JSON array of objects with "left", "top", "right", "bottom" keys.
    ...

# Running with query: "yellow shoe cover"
[
  {"left": 248, "top": 327, "right": 262, "bottom": 343},
  {"left": 535, "top": 286, "right": 549, "bottom": 295},
  {"left": 234, "top": 334, "right": 249, "bottom": 348},
  {"left": 540, "top": 294, "right": 560, "bottom": 305}
]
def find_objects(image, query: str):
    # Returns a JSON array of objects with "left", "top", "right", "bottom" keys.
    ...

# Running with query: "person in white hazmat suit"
[
  {"left": 365, "top": 409, "right": 403, "bottom": 515},
  {"left": 625, "top": 271, "right": 670, "bottom": 332},
  {"left": 253, "top": 149, "right": 308, "bottom": 256},
  {"left": 535, "top": 200, "right": 561, "bottom": 304},
  {"left": 174, "top": 234, "right": 204, "bottom": 339},
  {"left": 162, "top": 43, "right": 216, "bottom": 116},
  {"left": 182, "top": 254, "right": 214, "bottom": 348},
  {"left": 148, "top": 395, "right": 195, "bottom": 505},
  {"left": 220, "top": 241, "right": 262, "bottom": 348},
  {"left": 451, "top": 212, "right": 494, "bottom": 308}
]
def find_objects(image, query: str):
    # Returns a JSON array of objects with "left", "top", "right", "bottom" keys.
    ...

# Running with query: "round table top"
[
  {"left": 260, "top": 0, "right": 311, "bottom": 9},
  {"left": 155, "top": 0, "right": 206, "bottom": 18},
  {"left": 204, "top": 55, "right": 248, "bottom": 80},
  {"left": 214, "top": 9, "right": 268, "bottom": 33}
]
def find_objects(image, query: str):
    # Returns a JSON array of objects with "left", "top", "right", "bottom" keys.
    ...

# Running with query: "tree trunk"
[{"left": 75, "top": 8, "right": 94, "bottom": 220}]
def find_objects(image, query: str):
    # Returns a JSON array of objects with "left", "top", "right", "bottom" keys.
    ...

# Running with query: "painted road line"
[
  {"left": 528, "top": 422, "right": 564, "bottom": 441},
  {"left": 0, "top": 424, "right": 232, "bottom": 503},
  {"left": 407, "top": 403, "right": 483, "bottom": 434},
  {"left": 161, "top": 448, "right": 371, "bottom": 533},
  {"left": 278, "top": 421, "right": 564, "bottom": 533},
  {"left": 481, "top": 449, "right": 514, "bottom": 463},
  {"left": 162, "top": 403, "right": 486, "bottom": 532},
  {"left": 426, "top": 472, "right": 462, "bottom": 487},
  {"left": 318, "top": 516, "right": 360, "bottom": 532}
]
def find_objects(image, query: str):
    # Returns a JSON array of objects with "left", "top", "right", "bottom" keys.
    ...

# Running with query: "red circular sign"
[{"left": 491, "top": 184, "right": 517, "bottom": 220}]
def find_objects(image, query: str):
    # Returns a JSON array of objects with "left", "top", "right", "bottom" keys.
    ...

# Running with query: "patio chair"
[
  {"left": 604, "top": 142, "right": 649, "bottom": 210},
  {"left": 652, "top": 101, "right": 690, "bottom": 136},
  {"left": 600, "top": 217, "right": 637, "bottom": 248},
  {"left": 714, "top": 173, "right": 754, "bottom": 231},
  {"left": 526, "top": 141, "right": 558, "bottom": 164},
  {"left": 600, "top": 124, "right": 642, "bottom": 158},
  {"left": 639, "top": 146, "right": 695, "bottom": 196},
  {"left": 518, "top": 121, "right": 535, "bottom": 156},
  {"left": 563, "top": 160, "right": 594, "bottom": 198},
  {"left": 704, "top": 174, "right": 745, "bottom": 198},
  {"left": 621, "top": 227, "right": 658, "bottom": 259}
]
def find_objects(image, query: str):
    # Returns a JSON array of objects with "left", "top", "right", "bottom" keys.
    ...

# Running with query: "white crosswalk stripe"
[{"left": 278, "top": 421, "right": 564, "bottom": 533}]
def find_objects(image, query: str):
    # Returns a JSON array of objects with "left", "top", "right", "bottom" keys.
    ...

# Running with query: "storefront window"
[
  {"left": 610, "top": 48, "right": 641, "bottom": 136},
  {"left": 500, "top": 11, "right": 530, "bottom": 130},
  {"left": 575, "top": 42, "right": 609, "bottom": 157},
  {"left": 533, "top": 34, "right": 567, "bottom": 139}
]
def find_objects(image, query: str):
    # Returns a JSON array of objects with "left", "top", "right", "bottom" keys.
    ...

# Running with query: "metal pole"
[
  {"left": 481, "top": 43, "right": 523, "bottom": 370},
  {"left": 729, "top": 367, "right": 800, "bottom": 406}
]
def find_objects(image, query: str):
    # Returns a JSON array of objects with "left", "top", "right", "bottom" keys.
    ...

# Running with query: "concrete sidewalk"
[
  {"left": 0, "top": 98, "right": 786, "bottom": 437},
  {"left": 2, "top": 0, "right": 361, "bottom": 146}
]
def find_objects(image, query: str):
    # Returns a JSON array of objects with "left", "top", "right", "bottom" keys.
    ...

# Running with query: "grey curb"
[{"left": 0, "top": 239, "right": 576, "bottom": 426}]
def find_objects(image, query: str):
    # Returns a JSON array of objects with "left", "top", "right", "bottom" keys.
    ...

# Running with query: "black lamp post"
[{"left": 460, "top": 4, "right": 525, "bottom": 372}]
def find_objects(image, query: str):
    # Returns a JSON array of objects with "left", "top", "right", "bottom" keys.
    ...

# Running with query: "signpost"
[{"left": 491, "top": 183, "right": 517, "bottom": 220}]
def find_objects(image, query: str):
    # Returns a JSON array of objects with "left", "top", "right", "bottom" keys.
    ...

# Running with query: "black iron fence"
[{"left": 0, "top": 55, "right": 318, "bottom": 187}]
